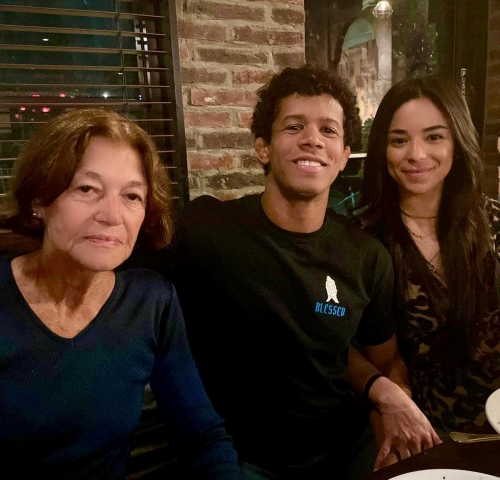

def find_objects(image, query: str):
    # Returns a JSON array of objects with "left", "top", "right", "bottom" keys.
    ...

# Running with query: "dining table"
[{"left": 363, "top": 426, "right": 500, "bottom": 480}]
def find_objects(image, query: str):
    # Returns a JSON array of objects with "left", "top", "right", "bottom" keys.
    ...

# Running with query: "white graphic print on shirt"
[{"left": 325, "top": 276, "right": 339, "bottom": 303}]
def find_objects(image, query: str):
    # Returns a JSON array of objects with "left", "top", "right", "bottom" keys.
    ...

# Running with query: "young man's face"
[{"left": 255, "top": 93, "right": 350, "bottom": 202}]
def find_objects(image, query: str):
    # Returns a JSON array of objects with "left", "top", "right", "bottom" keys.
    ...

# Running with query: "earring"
[{"left": 32, "top": 211, "right": 38, "bottom": 218}]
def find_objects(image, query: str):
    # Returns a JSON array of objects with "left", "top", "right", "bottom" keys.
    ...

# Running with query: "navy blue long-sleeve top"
[{"left": 0, "top": 258, "right": 240, "bottom": 479}]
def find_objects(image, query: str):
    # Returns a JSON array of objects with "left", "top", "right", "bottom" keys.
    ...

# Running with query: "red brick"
[
  {"left": 188, "top": 191, "right": 200, "bottom": 201},
  {"left": 217, "top": 191, "right": 241, "bottom": 201},
  {"left": 207, "top": 172, "right": 266, "bottom": 190},
  {"left": 174, "top": 0, "right": 184, "bottom": 14},
  {"left": 238, "top": 111, "right": 253, "bottom": 128},
  {"left": 233, "top": 69, "right": 276, "bottom": 85},
  {"left": 188, "top": 152, "right": 235, "bottom": 170},
  {"left": 271, "top": 7, "right": 305, "bottom": 26},
  {"left": 173, "top": 0, "right": 306, "bottom": 199},
  {"left": 178, "top": 43, "right": 190, "bottom": 62},
  {"left": 177, "top": 20, "right": 227, "bottom": 41},
  {"left": 195, "top": 47, "right": 268, "bottom": 65},
  {"left": 191, "top": 88, "right": 257, "bottom": 107},
  {"left": 188, "top": 1, "right": 265, "bottom": 22},
  {"left": 184, "top": 110, "right": 232, "bottom": 128},
  {"left": 181, "top": 67, "right": 229, "bottom": 85},
  {"left": 184, "top": 131, "right": 197, "bottom": 149},
  {"left": 202, "top": 130, "right": 253, "bottom": 149},
  {"left": 234, "top": 26, "right": 304, "bottom": 46}
]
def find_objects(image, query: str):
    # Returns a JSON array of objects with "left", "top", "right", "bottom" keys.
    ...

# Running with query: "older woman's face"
[{"left": 38, "top": 136, "right": 147, "bottom": 271}]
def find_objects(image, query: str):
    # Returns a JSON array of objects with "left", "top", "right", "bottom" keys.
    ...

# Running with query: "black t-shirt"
[{"left": 171, "top": 194, "right": 395, "bottom": 469}]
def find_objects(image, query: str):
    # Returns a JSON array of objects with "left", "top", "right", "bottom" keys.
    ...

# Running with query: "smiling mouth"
[
  {"left": 295, "top": 159, "right": 325, "bottom": 167},
  {"left": 403, "top": 167, "right": 433, "bottom": 175}
]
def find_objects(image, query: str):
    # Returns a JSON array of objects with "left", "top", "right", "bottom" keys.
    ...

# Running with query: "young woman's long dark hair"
[{"left": 360, "top": 75, "right": 493, "bottom": 363}]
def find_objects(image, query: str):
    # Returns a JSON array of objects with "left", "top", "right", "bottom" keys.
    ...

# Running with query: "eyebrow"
[
  {"left": 78, "top": 170, "right": 147, "bottom": 189},
  {"left": 279, "top": 114, "right": 342, "bottom": 127},
  {"left": 388, "top": 124, "right": 449, "bottom": 135}
]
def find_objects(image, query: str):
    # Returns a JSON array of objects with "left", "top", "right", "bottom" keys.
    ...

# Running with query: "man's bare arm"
[{"left": 348, "top": 337, "right": 441, "bottom": 470}]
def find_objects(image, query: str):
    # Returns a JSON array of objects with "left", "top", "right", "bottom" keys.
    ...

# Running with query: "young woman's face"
[
  {"left": 386, "top": 97, "right": 454, "bottom": 201},
  {"left": 38, "top": 136, "right": 148, "bottom": 272}
]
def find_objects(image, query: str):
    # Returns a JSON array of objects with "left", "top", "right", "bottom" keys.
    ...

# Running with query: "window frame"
[{"left": 0, "top": 0, "right": 189, "bottom": 210}]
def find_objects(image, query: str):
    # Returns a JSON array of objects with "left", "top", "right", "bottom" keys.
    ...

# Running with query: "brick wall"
[
  {"left": 484, "top": 0, "right": 500, "bottom": 198},
  {"left": 175, "top": 0, "right": 499, "bottom": 200},
  {"left": 175, "top": 0, "right": 305, "bottom": 200}
]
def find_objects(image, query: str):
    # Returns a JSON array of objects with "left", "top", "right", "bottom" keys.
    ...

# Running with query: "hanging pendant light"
[{"left": 372, "top": 1, "right": 393, "bottom": 18}]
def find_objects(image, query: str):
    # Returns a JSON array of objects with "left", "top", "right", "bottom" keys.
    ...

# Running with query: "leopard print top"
[{"left": 397, "top": 198, "right": 500, "bottom": 436}]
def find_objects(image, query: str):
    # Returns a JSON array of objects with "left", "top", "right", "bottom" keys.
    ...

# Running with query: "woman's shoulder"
[
  {"left": 116, "top": 266, "right": 174, "bottom": 297},
  {"left": 327, "top": 212, "right": 392, "bottom": 265},
  {"left": 351, "top": 211, "right": 388, "bottom": 244}
]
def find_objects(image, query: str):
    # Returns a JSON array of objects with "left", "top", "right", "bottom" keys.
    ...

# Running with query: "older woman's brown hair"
[{"left": 0, "top": 108, "right": 173, "bottom": 249}]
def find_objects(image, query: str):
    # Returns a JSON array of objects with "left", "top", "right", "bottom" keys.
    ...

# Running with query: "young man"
[{"left": 170, "top": 65, "right": 439, "bottom": 479}]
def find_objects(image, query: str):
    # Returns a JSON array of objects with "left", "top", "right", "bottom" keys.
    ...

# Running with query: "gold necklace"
[
  {"left": 406, "top": 227, "right": 435, "bottom": 240},
  {"left": 402, "top": 212, "right": 436, "bottom": 239},
  {"left": 402, "top": 213, "right": 442, "bottom": 276}
]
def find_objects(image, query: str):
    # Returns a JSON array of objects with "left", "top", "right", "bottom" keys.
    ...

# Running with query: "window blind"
[{"left": 0, "top": 0, "right": 188, "bottom": 209}]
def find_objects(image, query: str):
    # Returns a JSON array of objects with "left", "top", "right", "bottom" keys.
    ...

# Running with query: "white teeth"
[{"left": 297, "top": 160, "right": 322, "bottom": 167}]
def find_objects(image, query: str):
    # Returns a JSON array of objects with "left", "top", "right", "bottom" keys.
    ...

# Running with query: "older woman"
[
  {"left": 360, "top": 75, "right": 500, "bottom": 439},
  {"left": 0, "top": 109, "right": 240, "bottom": 478}
]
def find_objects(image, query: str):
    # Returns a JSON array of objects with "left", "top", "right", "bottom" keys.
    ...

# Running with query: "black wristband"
[{"left": 363, "top": 373, "right": 384, "bottom": 402}]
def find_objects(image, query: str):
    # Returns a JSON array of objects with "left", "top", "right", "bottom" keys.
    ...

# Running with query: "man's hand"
[
  {"left": 368, "top": 376, "right": 442, "bottom": 470},
  {"left": 348, "top": 341, "right": 442, "bottom": 470}
]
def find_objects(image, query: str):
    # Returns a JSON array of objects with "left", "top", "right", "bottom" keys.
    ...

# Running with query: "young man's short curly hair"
[{"left": 251, "top": 64, "right": 362, "bottom": 151}]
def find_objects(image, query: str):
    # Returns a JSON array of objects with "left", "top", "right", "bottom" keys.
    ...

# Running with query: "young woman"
[{"left": 359, "top": 74, "right": 500, "bottom": 437}]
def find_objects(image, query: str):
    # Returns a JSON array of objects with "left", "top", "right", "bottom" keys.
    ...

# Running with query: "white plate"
[
  {"left": 486, "top": 388, "right": 500, "bottom": 435},
  {"left": 389, "top": 470, "right": 499, "bottom": 480}
]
